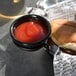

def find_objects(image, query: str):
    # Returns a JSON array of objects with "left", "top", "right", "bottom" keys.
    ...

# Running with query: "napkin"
[{"left": 54, "top": 48, "right": 76, "bottom": 76}]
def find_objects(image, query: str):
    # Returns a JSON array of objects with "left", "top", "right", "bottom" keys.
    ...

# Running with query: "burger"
[{"left": 50, "top": 19, "right": 76, "bottom": 53}]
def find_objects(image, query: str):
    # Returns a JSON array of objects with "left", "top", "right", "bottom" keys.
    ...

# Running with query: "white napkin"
[
  {"left": 46, "top": 0, "right": 76, "bottom": 22},
  {"left": 54, "top": 48, "right": 76, "bottom": 76}
]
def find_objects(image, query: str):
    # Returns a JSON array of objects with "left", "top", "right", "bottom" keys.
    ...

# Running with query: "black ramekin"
[{"left": 10, "top": 14, "right": 51, "bottom": 51}]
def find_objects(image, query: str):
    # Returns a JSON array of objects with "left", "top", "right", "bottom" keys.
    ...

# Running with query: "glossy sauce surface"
[{"left": 15, "top": 21, "right": 47, "bottom": 43}]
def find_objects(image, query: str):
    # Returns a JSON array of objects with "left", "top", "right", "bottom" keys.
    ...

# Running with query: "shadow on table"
[
  {"left": 0, "top": 49, "right": 9, "bottom": 70},
  {"left": 5, "top": 42, "right": 54, "bottom": 76}
]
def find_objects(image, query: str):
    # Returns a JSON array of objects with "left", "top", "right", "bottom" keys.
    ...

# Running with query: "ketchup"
[{"left": 14, "top": 20, "right": 47, "bottom": 43}]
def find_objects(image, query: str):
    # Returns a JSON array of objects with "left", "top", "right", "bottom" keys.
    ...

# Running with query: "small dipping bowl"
[{"left": 10, "top": 14, "right": 51, "bottom": 51}]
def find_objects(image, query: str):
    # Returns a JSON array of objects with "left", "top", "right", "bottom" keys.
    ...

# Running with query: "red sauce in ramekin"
[{"left": 14, "top": 20, "right": 47, "bottom": 43}]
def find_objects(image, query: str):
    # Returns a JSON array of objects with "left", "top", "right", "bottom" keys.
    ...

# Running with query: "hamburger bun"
[{"left": 50, "top": 19, "right": 76, "bottom": 51}]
